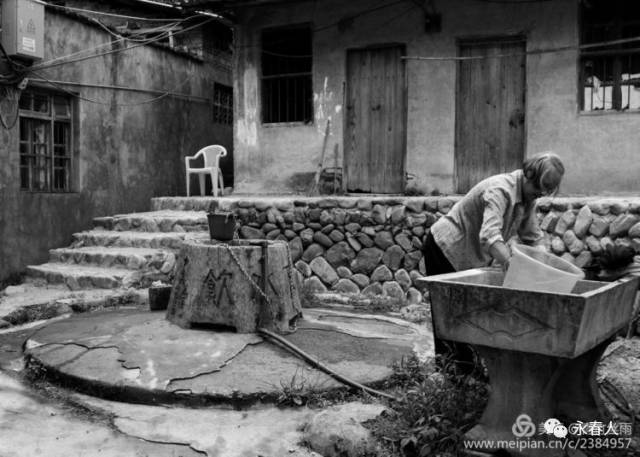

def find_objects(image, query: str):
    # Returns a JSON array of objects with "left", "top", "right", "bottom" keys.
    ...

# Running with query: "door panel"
[
  {"left": 345, "top": 46, "right": 406, "bottom": 193},
  {"left": 455, "top": 38, "right": 526, "bottom": 193}
]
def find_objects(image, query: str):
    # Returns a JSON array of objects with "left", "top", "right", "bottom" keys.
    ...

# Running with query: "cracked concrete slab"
[
  {"left": 27, "top": 311, "right": 262, "bottom": 391},
  {"left": 25, "top": 308, "right": 434, "bottom": 403},
  {"left": 0, "top": 371, "right": 204, "bottom": 457},
  {"left": 0, "top": 283, "right": 146, "bottom": 326},
  {"left": 77, "top": 394, "right": 323, "bottom": 457}
]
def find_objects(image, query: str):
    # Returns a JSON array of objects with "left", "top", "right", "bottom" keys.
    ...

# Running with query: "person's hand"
[
  {"left": 501, "top": 255, "right": 511, "bottom": 273},
  {"left": 489, "top": 241, "right": 512, "bottom": 271}
]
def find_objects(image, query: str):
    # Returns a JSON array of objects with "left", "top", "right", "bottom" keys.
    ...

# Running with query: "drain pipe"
[{"left": 257, "top": 327, "right": 398, "bottom": 401}]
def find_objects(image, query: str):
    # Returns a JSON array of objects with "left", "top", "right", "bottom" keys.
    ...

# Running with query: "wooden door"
[
  {"left": 345, "top": 46, "right": 406, "bottom": 193},
  {"left": 455, "top": 38, "right": 526, "bottom": 193}
]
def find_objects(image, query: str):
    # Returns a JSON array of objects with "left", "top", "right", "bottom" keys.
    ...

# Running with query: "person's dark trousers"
[{"left": 423, "top": 231, "right": 476, "bottom": 374}]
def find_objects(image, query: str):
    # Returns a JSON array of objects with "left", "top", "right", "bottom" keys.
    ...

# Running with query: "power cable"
[
  {"left": 403, "top": 35, "right": 640, "bottom": 61},
  {"left": 0, "top": 43, "right": 28, "bottom": 84},
  {"left": 33, "top": 0, "right": 186, "bottom": 22},
  {"left": 30, "top": 17, "right": 215, "bottom": 72},
  {"left": 236, "top": 0, "right": 407, "bottom": 51},
  {"left": 470, "top": 0, "right": 556, "bottom": 3},
  {"left": 90, "top": 19, "right": 183, "bottom": 45},
  {"left": 32, "top": 15, "right": 199, "bottom": 69},
  {"left": 260, "top": 3, "right": 418, "bottom": 59},
  {"left": 0, "top": 86, "right": 20, "bottom": 129},
  {"left": 29, "top": 70, "right": 204, "bottom": 106}
]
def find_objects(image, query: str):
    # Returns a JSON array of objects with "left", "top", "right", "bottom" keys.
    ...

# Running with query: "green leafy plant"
[{"left": 367, "top": 354, "right": 489, "bottom": 457}]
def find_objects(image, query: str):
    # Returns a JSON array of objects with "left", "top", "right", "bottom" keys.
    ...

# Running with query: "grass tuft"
[{"left": 366, "top": 353, "right": 489, "bottom": 457}]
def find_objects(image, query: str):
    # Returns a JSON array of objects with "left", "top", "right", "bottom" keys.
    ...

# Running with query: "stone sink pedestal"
[{"left": 419, "top": 268, "right": 638, "bottom": 457}]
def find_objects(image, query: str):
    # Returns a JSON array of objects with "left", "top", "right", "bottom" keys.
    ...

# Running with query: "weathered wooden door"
[
  {"left": 345, "top": 46, "right": 406, "bottom": 193},
  {"left": 455, "top": 38, "right": 526, "bottom": 193}
]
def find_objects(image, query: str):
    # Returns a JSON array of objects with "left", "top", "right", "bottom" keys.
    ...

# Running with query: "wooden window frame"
[
  {"left": 19, "top": 90, "right": 74, "bottom": 193},
  {"left": 580, "top": 1, "right": 640, "bottom": 112},
  {"left": 260, "top": 24, "right": 313, "bottom": 125},
  {"left": 212, "top": 82, "right": 233, "bottom": 125}
]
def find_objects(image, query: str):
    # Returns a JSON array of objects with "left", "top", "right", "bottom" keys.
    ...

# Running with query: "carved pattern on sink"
[{"left": 455, "top": 306, "right": 554, "bottom": 338}]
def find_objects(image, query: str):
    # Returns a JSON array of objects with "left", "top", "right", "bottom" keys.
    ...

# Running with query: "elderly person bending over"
[
  {"left": 423, "top": 152, "right": 565, "bottom": 371},
  {"left": 424, "top": 152, "right": 565, "bottom": 276}
]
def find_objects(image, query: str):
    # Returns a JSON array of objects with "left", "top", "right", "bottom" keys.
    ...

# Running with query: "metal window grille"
[
  {"left": 213, "top": 83, "right": 233, "bottom": 125},
  {"left": 261, "top": 25, "right": 313, "bottom": 124},
  {"left": 580, "top": 0, "right": 640, "bottom": 111},
  {"left": 19, "top": 90, "right": 72, "bottom": 192}
]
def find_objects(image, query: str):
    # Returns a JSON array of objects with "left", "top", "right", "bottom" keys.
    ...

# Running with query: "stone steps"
[
  {"left": 49, "top": 246, "right": 174, "bottom": 271},
  {"left": 71, "top": 230, "right": 208, "bottom": 250},
  {"left": 24, "top": 210, "right": 212, "bottom": 293},
  {"left": 25, "top": 263, "right": 159, "bottom": 290},
  {"left": 5, "top": 205, "right": 219, "bottom": 328},
  {"left": 94, "top": 211, "right": 208, "bottom": 232},
  {"left": 152, "top": 196, "right": 220, "bottom": 212}
]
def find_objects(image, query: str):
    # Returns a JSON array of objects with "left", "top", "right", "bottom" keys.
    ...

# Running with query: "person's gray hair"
[{"left": 522, "top": 152, "right": 565, "bottom": 193}]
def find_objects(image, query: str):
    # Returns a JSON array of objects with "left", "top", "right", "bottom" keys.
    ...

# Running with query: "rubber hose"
[{"left": 257, "top": 327, "right": 398, "bottom": 401}]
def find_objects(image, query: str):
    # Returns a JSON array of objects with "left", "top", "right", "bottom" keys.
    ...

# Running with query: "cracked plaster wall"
[
  {"left": 0, "top": 10, "right": 232, "bottom": 282},
  {"left": 232, "top": 0, "right": 640, "bottom": 195}
]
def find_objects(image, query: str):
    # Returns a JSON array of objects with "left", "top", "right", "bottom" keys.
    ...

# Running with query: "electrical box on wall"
[{"left": 1, "top": 0, "right": 44, "bottom": 61}]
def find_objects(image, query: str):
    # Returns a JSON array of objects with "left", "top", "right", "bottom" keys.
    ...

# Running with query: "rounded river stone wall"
[
  {"left": 219, "top": 197, "right": 462, "bottom": 305},
  {"left": 536, "top": 197, "right": 640, "bottom": 270},
  {"left": 154, "top": 196, "right": 640, "bottom": 305}
]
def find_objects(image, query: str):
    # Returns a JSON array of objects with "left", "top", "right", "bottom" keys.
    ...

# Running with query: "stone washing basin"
[
  {"left": 419, "top": 268, "right": 638, "bottom": 358},
  {"left": 418, "top": 268, "right": 639, "bottom": 456}
]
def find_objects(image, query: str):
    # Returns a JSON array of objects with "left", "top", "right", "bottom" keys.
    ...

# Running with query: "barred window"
[
  {"left": 580, "top": 0, "right": 640, "bottom": 111},
  {"left": 213, "top": 83, "right": 233, "bottom": 125},
  {"left": 261, "top": 25, "right": 313, "bottom": 124},
  {"left": 19, "top": 90, "right": 73, "bottom": 192}
]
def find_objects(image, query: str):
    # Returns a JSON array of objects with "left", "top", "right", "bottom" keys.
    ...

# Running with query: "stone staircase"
[
  {"left": 25, "top": 210, "right": 210, "bottom": 290},
  {"left": 1, "top": 203, "right": 213, "bottom": 327}
]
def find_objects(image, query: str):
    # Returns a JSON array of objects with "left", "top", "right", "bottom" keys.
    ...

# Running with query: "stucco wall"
[
  {"left": 0, "top": 10, "right": 232, "bottom": 281},
  {"left": 233, "top": 0, "right": 640, "bottom": 195}
]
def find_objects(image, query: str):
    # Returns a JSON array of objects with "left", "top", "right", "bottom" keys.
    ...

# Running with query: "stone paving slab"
[
  {"left": 0, "top": 371, "right": 204, "bottom": 457},
  {"left": 102, "top": 211, "right": 209, "bottom": 232},
  {"left": 26, "top": 263, "right": 138, "bottom": 289},
  {"left": 76, "top": 394, "right": 384, "bottom": 457},
  {"left": 25, "top": 308, "right": 434, "bottom": 405},
  {"left": 50, "top": 246, "right": 170, "bottom": 268},
  {"left": 72, "top": 229, "right": 208, "bottom": 249},
  {"left": 25, "top": 262, "right": 172, "bottom": 290},
  {"left": 0, "top": 283, "right": 146, "bottom": 326}
]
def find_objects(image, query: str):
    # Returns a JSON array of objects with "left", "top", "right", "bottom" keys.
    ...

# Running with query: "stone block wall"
[
  {"left": 536, "top": 197, "right": 640, "bottom": 270},
  {"left": 215, "top": 197, "right": 461, "bottom": 305},
  {"left": 153, "top": 195, "right": 640, "bottom": 305}
]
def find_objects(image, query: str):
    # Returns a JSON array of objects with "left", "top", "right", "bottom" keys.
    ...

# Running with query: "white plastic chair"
[{"left": 185, "top": 145, "right": 226, "bottom": 197}]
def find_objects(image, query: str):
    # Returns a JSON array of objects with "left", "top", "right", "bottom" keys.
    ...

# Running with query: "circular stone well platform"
[{"left": 25, "top": 308, "right": 433, "bottom": 405}]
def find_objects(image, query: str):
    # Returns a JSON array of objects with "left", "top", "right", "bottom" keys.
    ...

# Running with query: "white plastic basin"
[{"left": 503, "top": 244, "right": 585, "bottom": 293}]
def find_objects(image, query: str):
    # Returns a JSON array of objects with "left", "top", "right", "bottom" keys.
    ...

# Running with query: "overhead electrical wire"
[
  {"left": 32, "top": 0, "right": 186, "bottom": 22},
  {"left": 403, "top": 35, "right": 640, "bottom": 61},
  {"left": 470, "top": 0, "right": 557, "bottom": 3},
  {"left": 29, "top": 71, "right": 210, "bottom": 106},
  {"left": 237, "top": 0, "right": 408, "bottom": 52},
  {"left": 0, "top": 86, "right": 20, "bottom": 129},
  {"left": 30, "top": 17, "right": 215, "bottom": 72},
  {"left": 90, "top": 19, "right": 183, "bottom": 44},
  {"left": 0, "top": 3, "right": 220, "bottom": 125},
  {"left": 259, "top": 3, "right": 418, "bottom": 60},
  {"left": 31, "top": 14, "right": 201, "bottom": 69}
]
